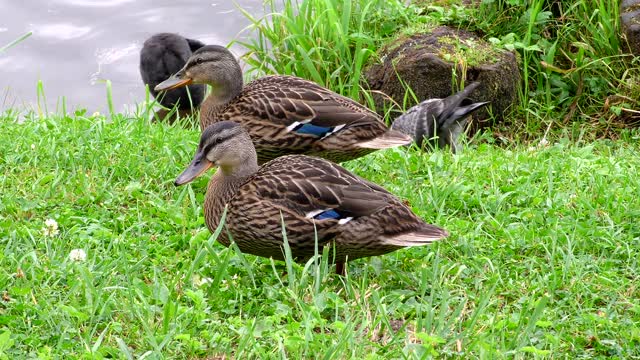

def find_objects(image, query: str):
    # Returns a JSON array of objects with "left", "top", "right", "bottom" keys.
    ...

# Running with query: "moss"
[
  {"left": 436, "top": 35, "right": 502, "bottom": 66},
  {"left": 377, "top": 26, "right": 503, "bottom": 69},
  {"left": 380, "top": 24, "right": 437, "bottom": 56},
  {"left": 399, "top": 22, "right": 439, "bottom": 38}
]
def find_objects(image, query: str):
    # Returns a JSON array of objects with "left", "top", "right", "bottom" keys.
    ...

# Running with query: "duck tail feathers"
[
  {"left": 445, "top": 101, "right": 489, "bottom": 128},
  {"left": 382, "top": 226, "right": 449, "bottom": 247},
  {"left": 436, "top": 82, "right": 486, "bottom": 128},
  {"left": 415, "top": 82, "right": 488, "bottom": 150},
  {"left": 186, "top": 38, "right": 206, "bottom": 52},
  {"left": 357, "top": 129, "right": 413, "bottom": 149}
]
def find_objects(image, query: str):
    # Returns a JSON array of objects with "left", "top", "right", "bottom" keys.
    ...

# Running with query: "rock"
[
  {"left": 621, "top": 0, "right": 640, "bottom": 56},
  {"left": 364, "top": 26, "right": 520, "bottom": 131}
]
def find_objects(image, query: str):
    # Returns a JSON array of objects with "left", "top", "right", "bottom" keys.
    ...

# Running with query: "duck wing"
[
  {"left": 227, "top": 76, "right": 387, "bottom": 138},
  {"left": 226, "top": 155, "right": 447, "bottom": 261},
  {"left": 239, "top": 155, "right": 391, "bottom": 221}
]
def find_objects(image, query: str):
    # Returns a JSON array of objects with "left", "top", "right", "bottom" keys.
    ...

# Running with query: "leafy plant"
[{"left": 238, "top": 0, "right": 636, "bottom": 140}]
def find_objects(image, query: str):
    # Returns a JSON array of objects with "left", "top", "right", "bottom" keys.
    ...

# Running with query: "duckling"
[
  {"left": 156, "top": 45, "right": 413, "bottom": 163},
  {"left": 139, "top": 33, "right": 206, "bottom": 120},
  {"left": 174, "top": 121, "right": 448, "bottom": 274},
  {"left": 391, "top": 82, "right": 489, "bottom": 154}
]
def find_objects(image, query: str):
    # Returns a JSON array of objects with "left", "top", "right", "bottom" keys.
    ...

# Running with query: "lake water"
[{"left": 0, "top": 0, "right": 264, "bottom": 114}]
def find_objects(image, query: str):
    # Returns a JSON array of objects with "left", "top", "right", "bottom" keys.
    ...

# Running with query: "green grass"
[
  {"left": 1, "top": 112, "right": 639, "bottom": 358},
  {"left": 237, "top": 0, "right": 412, "bottom": 102},
  {"left": 1, "top": 1, "right": 638, "bottom": 357},
  {"left": 239, "top": 0, "right": 638, "bottom": 139}
]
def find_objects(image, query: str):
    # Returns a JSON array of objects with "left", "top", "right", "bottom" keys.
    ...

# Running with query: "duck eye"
[{"left": 194, "top": 57, "right": 203, "bottom": 65}]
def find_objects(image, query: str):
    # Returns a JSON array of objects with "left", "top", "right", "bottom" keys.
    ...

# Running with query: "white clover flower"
[
  {"left": 192, "top": 275, "right": 213, "bottom": 287},
  {"left": 42, "top": 218, "right": 59, "bottom": 237},
  {"left": 31, "top": 144, "right": 36, "bottom": 150},
  {"left": 528, "top": 138, "right": 550, "bottom": 152},
  {"left": 69, "top": 249, "right": 87, "bottom": 262}
]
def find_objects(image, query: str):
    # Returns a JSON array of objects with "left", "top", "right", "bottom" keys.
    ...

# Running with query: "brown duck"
[
  {"left": 155, "top": 45, "right": 412, "bottom": 164},
  {"left": 174, "top": 121, "right": 449, "bottom": 274}
]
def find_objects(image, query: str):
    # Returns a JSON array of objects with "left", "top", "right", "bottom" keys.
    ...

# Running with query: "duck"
[
  {"left": 139, "top": 33, "right": 207, "bottom": 121},
  {"left": 390, "top": 82, "right": 489, "bottom": 154},
  {"left": 174, "top": 121, "right": 449, "bottom": 274},
  {"left": 155, "top": 45, "right": 413, "bottom": 163}
]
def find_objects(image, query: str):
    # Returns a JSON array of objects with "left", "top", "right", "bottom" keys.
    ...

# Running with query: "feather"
[
  {"left": 305, "top": 208, "right": 354, "bottom": 225},
  {"left": 381, "top": 228, "right": 449, "bottom": 247},
  {"left": 286, "top": 119, "right": 312, "bottom": 132},
  {"left": 356, "top": 129, "right": 413, "bottom": 149},
  {"left": 288, "top": 123, "right": 346, "bottom": 138}
]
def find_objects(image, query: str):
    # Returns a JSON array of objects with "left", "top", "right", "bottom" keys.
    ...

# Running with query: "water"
[{"left": 0, "top": 0, "right": 264, "bottom": 114}]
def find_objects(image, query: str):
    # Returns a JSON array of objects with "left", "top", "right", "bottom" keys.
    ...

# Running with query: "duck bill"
[
  {"left": 174, "top": 155, "right": 213, "bottom": 186},
  {"left": 155, "top": 74, "right": 193, "bottom": 91}
]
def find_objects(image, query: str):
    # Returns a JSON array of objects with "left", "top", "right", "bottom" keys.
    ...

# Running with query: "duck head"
[{"left": 175, "top": 121, "right": 258, "bottom": 185}]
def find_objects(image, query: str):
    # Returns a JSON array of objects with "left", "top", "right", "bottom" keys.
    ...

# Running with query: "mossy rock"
[
  {"left": 364, "top": 26, "right": 520, "bottom": 131},
  {"left": 621, "top": 0, "right": 640, "bottom": 56}
]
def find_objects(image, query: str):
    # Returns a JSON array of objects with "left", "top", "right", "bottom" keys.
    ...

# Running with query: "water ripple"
[
  {"left": 56, "top": 0, "right": 136, "bottom": 7},
  {"left": 38, "top": 23, "right": 92, "bottom": 41},
  {"left": 1, "top": 0, "right": 262, "bottom": 113}
]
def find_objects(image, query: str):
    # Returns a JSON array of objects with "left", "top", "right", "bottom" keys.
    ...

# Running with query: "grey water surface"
[{"left": 0, "top": 0, "right": 264, "bottom": 114}]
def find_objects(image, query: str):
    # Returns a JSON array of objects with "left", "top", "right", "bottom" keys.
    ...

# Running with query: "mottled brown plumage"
[
  {"left": 156, "top": 45, "right": 412, "bottom": 164},
  {"left": 175, "top": 121, "right": 449, "bottom": 273}
]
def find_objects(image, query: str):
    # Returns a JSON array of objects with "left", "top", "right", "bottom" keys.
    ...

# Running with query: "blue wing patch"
[
  {"left": 294, "top": 123, "right": 334, "bottom": 137},
  {"left": 314, "top": 209, "right": 341, "bottom": 220},
  {"left": 306, "top": 208, "right": 354, "bottom": 224},
  {"left": 287, "top": 120, "right": 346, "bottom": 139}
]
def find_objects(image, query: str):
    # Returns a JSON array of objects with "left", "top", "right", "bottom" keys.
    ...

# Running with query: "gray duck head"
[{"left": 175, "top": 121, "right": 258, "bottom": 186}]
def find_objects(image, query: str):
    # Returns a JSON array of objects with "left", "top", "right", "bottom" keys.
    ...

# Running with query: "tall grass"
[
  {"left": 237, "top": 0, "right": 411, "bottom": 101},
  {"left": 477, "top": 0, "right": 630, "bottom": 136},
  {"left": 238, "top": 0, "right": 636, "bottom": 139}
]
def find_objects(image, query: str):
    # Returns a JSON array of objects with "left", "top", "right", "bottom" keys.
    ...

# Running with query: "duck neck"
[
  {"left": 201, "top": 69, "right": 243, "bottom": 130},
  {"left": 208, "top": 65, "right": 243, "bottom": 107},
  {"left": 203, "top": 150, "right": 259, "bottom": 234}
]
